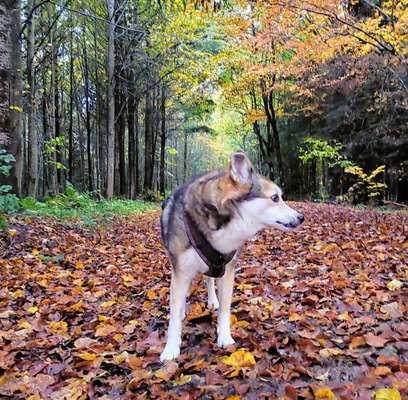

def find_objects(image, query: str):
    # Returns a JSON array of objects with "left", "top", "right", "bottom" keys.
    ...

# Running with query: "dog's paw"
[
  {"left": 160, "top": 344, "right": 180, "bottom": 362},
  {"left": 217, "top": 334, "right": 235, "bottom": 348},
  {"left": 207, "top": 297, "right": 219, "bottom": 310}
]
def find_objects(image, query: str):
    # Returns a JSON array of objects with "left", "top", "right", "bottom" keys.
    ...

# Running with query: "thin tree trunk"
[
  {"left": 82, "top": 35, "right": 93, "bottom": 191},
  {"left": 27, "top": 0, "right": 38, "bottom": 198},
  {"left": 127, "top": 76, "right": 136, "bottom": 199},
  {"left": 106, "top": 0, "right": 115, "bottom": 198},
  {"left": 47, "top": 3, "right": 58, "bottom": 196},
  {"left": 4, "top": 0, "right": 23, "bottom": 196},
  {"left": 183, "top": 130, "right": 187, "bottom": 183},
  {"left": 159, "top": 86, "right": 166, "bottom": 197},
  {"left": 68, "top": 18, "right": 74, "bottom": 183},
  {"left": 144, "top": 81, "right": 154, "bottom": 193}
]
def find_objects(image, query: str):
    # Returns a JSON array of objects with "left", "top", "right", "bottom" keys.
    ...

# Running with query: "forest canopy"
[{"left": 0, "top": 0, "right": 407, "bottom": 204}]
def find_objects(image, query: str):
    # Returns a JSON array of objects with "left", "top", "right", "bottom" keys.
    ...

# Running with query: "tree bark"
[
  {"left": 26, "top": 0, "right": 38, "bottom": 197},
  {"left": 127, "top": 75, "right": 137, "bottom": 199},
  {"left": 68, "top": 18, "right": 74, "bottom": 183},
  {"left": 106, "top": 0, "right": 115, "bottom": 198},
  {"left": 159, "top": 86, "right": 166, "bottom": 197},
  {"left": 144, "top": 81, "right": 154, "bottom": 193},
  {"left": 82, "top": 33, "right": 93, "bottom": 192},
  {"left": 1, "top": 0, "right": 23, "bottom": 196},
  {"left": 47, "top": 3, "right": 58, "bottom": 196}
]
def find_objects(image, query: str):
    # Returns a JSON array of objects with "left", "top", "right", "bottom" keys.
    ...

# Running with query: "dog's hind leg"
[
  {"left": 206, "top": 277, "right": 219, "bottom": 310},
  {"left": 216, "top": 262, "right": 235, "bottom": 348},
  {"left": 160, "top": 269, "right": 193, "bottom": 362}
]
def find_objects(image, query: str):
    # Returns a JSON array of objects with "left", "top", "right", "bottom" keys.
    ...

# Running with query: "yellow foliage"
[
  {"left": 375, "top": 388, "right": 401, "bottom": 400},
  {"left": 222, "top": 349, "right": 256, "bottom": 369}
]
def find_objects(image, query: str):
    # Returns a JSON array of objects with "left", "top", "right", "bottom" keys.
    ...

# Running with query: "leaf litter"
[{"left": 0, "top": 204, "right": 407, "bottom": 399}]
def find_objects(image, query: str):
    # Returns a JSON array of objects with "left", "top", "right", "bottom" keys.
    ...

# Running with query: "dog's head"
[{"left": 219, "top": 151, "right": 304, "bottom": 231}]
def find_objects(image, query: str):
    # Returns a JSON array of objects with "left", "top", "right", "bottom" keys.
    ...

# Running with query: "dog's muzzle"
[{"left": 277, "top": 212, "right": 304, "bottom": 229}]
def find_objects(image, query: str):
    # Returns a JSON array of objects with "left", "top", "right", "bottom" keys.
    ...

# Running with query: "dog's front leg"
[
  {"left": 160, "top": 270, "right": 192, "bottom": 361},
  {"left": 206, "top": 277, "right": 219, "bottom": 310},
  {"left": 216, "top": 263, "right": 235, "bottom": 347}
]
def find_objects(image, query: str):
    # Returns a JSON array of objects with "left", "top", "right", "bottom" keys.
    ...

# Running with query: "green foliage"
[
  {"left": 21, "top": 185, "right": 158, "bottom": 227},
  {"left": 0, "top": 150, "right": 19, "bottom": 227},
  {"left": 0, "top": 149, "right": 15, "bottom": 176},
  {"left": 298, "top": 138, "right": 353, "bottom": 169},
  {"left": 345, "top": 165, "right": 387, "bottom": 204},
  {"left": 44, "top": 136, "right": 67, "bottom": 170}
]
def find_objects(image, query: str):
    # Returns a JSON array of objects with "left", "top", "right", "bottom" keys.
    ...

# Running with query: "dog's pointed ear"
[{"left": 229, "top": 151, "right": 253, "bottom": 186}]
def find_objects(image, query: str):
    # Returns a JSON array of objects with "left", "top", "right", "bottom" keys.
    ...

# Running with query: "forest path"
[{"left": 0, "top": 204, "right": 407, "bottom": 399}]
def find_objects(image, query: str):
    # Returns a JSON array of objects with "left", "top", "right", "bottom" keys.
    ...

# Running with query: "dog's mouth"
[{"left": 275, "top": 221, "right": 301, "bottom": 230}]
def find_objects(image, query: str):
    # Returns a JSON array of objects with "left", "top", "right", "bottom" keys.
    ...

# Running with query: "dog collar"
[{"left": 183, "top": 206, "right": 236, "bottom": 278}]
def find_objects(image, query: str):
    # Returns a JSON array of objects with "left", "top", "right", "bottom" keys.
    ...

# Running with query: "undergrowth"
[{"left": 18, "top": 186, "right": 158, "bottom": 227}]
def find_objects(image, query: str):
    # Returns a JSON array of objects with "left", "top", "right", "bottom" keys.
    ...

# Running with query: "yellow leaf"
[
  {"left": 375, "top": 366, "right": 392, "bottom": 376},
  {"left": 146, "top": 290, "right": 157, "bottom": 300},
  {"left": 27, "top": 306, "right": 38, "bottom": 314},
  {"left": 95, "top": 323, "right": 116, "bottom": 337},
  {"left": 11, "top": 289, "right": 25, "bottom": 299},
  {"left": 289, "top": 312, "right": 302, "bottom": 322},
  {"left": 19, "top": 321, "right": 33, "bottom": 330},
  {"left": 49, "top": 321, "right": 68, "bottom": 334},
  {"left": 222, "top": 349, "right": 256, "bottom": 369},
  {"left": 101, "top": 300, "right": 116, "bottom": 308},
  {"left": 113, "top": 333, "right": 123, "bottom": 342},
  {"left": 375, "top": 388, "right": 401, "bottom": 400},
  {"left": 77, "top": 352, "right": 97, "bottom": 361},
  {"left": 9, "top": 105, "right": 23, "bottom": 113},
  {"left": 338, "top": 311, "right": 349, "bottom": 321},
  {"left": 32, "top": 249, "right": 40, "bottom": 255},
  {"left": 226, "top": 396, "right": 240, "bottom": 400},
  {"left": 319, "top": 348, "right": 343, "bottom": 357},
  {"left": 123, "top": 274, "right": 134, "bottom": 283},
  {"left": 321, "top": 243, "right": 340, "bottom": 254},
  {"left": 8, "top": 229, "right": 17, "bottom": 237},
  {"left": 387, "top": 280, "right": 402, "bottom": 291},
  {"left": 236, "top": 320, "right": 250, "bottom": 328},
  {"left": 113, "top": 351, "right": 128, "bottom": 364},
  {"left": 74, "top": 261, "right": 84, "bottom": 269},
  {"left": 65, "top": 300, "right": 84, "bottom": 313},
  {"left": 314, "top": 387, "right": 335, "bottom": 399},
  {"left": 173, "top": 374, "right": 192, "bottom": 386}
]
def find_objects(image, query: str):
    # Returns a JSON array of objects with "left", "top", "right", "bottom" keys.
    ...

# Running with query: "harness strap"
[{"left": 183, "top": 206, "right": 236, "bottom": 278}]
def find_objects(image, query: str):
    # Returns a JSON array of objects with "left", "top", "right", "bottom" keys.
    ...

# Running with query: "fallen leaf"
[
  {"left": 375, "top": 388, "right": 401, "bottom": 400},
  {"left": 364, "top": 332, "right": 387, "bottom": 348},
  {"left": 173, "top": 374, "right": 192, "bottom": 386},
  {"left": 314, "top": 387, "right": 335, "bottom": 399},
  {"left": 154, "top": 361, "right": 178, "bottom": 381},
  {"left": 222, "top": 349, "right": 256, "bottom": 369}
]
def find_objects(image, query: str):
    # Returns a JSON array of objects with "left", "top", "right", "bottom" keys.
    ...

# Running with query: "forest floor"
[{"left": 0, "top": 203, "right": 407, "bottom": 399}]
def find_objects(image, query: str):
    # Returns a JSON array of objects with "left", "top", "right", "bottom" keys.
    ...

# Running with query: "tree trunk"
[
  {"left": 68, "top": 18, "right": 74, "bottom": 183},
  {"left": 26, "top": 0, "right": 38, "bottom": 197},
  {"left": 159, "top": 86, "right": 166, "bottom": 197},
  {"left": 82, "top": 33, "right": 93, "bottom": 192},
  {"left": 106, "top": 0, "right": 115, "bottom": 198},
  {"left": 0, "top": 0, "right": 23, "bottom": 196},
  {"left": 127, "top": 77, "right": 137, "bottom": 199},
  {"left": 144, "top": 82, "right": 154, "bottom": 193},
  {"left": 47, "top": 3, "right": 58, "bottom": 196},
  {"left": 183, "top": 130, "right": 187, "bottom": 183}
]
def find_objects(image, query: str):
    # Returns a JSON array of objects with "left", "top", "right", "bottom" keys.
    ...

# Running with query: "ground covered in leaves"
[{"left": 0, "top": 203, "right": 407, "bottom": 399}]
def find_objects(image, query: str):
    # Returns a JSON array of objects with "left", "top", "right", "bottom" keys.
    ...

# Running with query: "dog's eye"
[{"left": 271, "top": 194, "right": 279, "bottom": 203}]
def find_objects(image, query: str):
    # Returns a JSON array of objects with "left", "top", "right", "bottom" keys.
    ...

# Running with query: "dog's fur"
[{"left": 160, "top": 151, "right": 304, "bottom": 361}]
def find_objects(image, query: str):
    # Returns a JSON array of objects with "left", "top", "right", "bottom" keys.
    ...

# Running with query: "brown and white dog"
[{"left": 160, "top": 151, "right": 304, "bottom": 361}]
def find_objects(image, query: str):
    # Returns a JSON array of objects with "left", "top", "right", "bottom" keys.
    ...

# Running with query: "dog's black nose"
[{"left": 297, "top": 214, "right": 304, "bottom": 224}]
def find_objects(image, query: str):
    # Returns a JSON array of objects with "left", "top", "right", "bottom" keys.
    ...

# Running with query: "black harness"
[{"left": 183, "top": 206, "right": 236, "bottom": 278}]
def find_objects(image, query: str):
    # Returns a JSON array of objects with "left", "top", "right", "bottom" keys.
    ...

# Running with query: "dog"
[{"left": 160, "top": 151, "right": 304, "bottom": 361}]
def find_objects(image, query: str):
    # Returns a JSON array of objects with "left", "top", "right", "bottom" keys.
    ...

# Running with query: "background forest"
[{"left": 0, "top": 0, "right": 407, "bottom": 208}]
